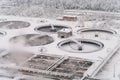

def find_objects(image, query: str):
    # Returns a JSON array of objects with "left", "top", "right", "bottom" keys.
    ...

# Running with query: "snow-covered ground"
[
  {"left": 96, "top": 49, "right": 120, "bottom": 80},
  {"left": 0, "top": 16, "right": 120, "bottom": 80}
]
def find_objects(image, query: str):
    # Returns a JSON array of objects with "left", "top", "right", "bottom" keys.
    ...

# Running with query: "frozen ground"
[
  {"left": 0, "top": 16, "right": 120, "bottom": 80},
  {"left": 96, "top": 49, "right": 120, "bottom": 80}
]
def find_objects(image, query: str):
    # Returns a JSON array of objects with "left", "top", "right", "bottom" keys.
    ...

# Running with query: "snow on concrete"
[{"left": 0, "top": 15, "right": 120, "bottom": 79}]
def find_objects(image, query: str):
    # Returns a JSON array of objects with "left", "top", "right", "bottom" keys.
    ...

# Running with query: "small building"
[
  {"left": 57, "top": 15, "right": 78, "bottom": 21},
  {"left": 63, "top": 15, "right": 78, "bottom": 21},
  {"left": 57, "top": 28, "right": 72, "bottom": 38}
]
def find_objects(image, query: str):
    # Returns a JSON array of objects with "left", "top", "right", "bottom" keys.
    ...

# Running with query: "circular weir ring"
[
  {"left": 35, "top": 24, "right": 69, "bottom": 33},
  {"left": 9, "top": 34, "right": 54, "bottom": 46},
  {"left": 58, "top": 39, "right": 104, "bottom": 53},
  {"left": 77, "top": 28, "right": 117, "bottom": 35},
  {"left": 0, "top": 21, "right": 30, "bottom": 29}
]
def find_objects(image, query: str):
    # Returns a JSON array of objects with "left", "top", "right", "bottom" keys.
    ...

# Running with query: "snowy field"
[{"left": 0, "top": 15, "right": 120, "bottom": 80}]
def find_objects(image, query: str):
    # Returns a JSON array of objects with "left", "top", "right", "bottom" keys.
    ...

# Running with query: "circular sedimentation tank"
[
  {"left": 35, "top": 24, "right": 69, "bottom": 33},
  {"left": 9, "top": 34, "right": 54, "bottom": 46},
  {"left": 77, "top": 28, "right": 116, "bottom": 37},
  {"left": 0, "top": 21, "right": 30, "bottom": 29},
  {"left": 58, "top": 39, "right": 104, "bottom": 53}
]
